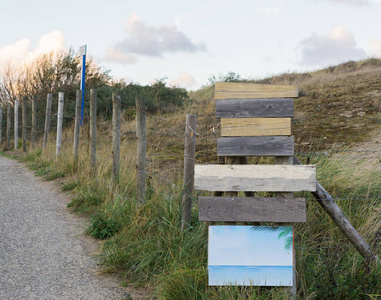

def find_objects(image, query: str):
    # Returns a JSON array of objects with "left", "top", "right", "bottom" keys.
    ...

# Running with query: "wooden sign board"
[
  {"left": 214, "top": 82, "right": 299, "bottom": 100},
  {"left": 216, "top": 98, "right": 294, "bottom": 118},
  {"left": 217, "top": 136, "right": 294, "bottom": 157},
  {"left": 199, "top": 196, "right": 306, "bottom": 222},
  {"left": 195, "top": 164, "right": 316, "bottom": 192},
  {"left": 221, "top": 118, "right": 291, "bottom": 136},
  {"left": 208, "top": 226, "right": 294, "bottom": 286}
]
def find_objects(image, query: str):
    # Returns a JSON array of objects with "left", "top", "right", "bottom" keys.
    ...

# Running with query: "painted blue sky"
[
  {"left": 1, "top": 0, "right": 381, "bottom": 90},
  {"left": 208, "top": 226, "right": 293, "bottom": 267}
]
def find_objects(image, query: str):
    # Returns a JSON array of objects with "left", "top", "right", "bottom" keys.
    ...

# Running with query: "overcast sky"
[{"left": 1, "top": 0, "right": 381, "bottom": 90}]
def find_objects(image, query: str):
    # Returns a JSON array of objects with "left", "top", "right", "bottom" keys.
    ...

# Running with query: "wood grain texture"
[
  {"left": 199, "top": 196, "right": 306, "bottom": 222},
  {"left": 216, "top": 98, "right": 294, "bottom": 118},
  {"left": 217, "top": 136, "right": 294, "bottom": 157},
  {"left": 215, "top": 82, "right": 299, "bottom": 99},
  {"left": 182, "top": 114, "right": 197, "bottom": 231},
  {"left": 221, "top": 118, "right": 291, "bottom": 136},
  {"left": 194, "top": 164, "right": 316, "bottom": 192},
  {"left": 136, "top": 96, "right": 147, "bottom": 204}
]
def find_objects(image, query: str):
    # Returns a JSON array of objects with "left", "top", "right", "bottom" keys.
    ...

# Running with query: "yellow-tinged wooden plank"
[
  {"left": 214, "top": 82, "right": 299, "bottom": 99},
  {"left": 221, "top": 118, "right": 291, "bottom": 136}
]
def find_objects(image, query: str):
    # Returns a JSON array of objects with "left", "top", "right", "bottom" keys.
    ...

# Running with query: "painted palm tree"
[{"left": 251, "top": 226, "right": 293, "bottom": 250}]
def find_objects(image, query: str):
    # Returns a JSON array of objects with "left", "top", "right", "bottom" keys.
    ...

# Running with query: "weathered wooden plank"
[
  {"left": 215, "top": 82, "right": 299, "bottom": 99},
  {"left": 217, "top": 136, "right": 294, "bottom": 157},
  {"left": 199, "top": 196, "right": 306, "bottom": 222},
  {"left": 221, "top": 118, "right": 291, "bottom": 136},
  {"left": 195, "top": 164, "right": 316, "bottom": 192},
  {"left": 216, "top": 98, "right": 294, "bottom": 118}
]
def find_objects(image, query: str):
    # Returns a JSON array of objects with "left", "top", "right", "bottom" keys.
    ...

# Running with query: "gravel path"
[{"left": 0, "top": 156, "right": 132, "bottom": 300}]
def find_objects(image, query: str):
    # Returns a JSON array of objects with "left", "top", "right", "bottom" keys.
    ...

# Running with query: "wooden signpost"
[
  {"left": 196, "top": 82, "right": 313, "bottom": 224},
  {"left": 193, "top": 82, "right": 377, "bottom": 291},
  {"left": 195, "top": 82, "right": 307, "bottom": 291}
]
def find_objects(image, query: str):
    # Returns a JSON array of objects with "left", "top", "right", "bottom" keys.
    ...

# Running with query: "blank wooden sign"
[
  {"left": 195, "top": 164, "right": 316, "bottom": 192},
  {"left": 214, "top": 82, "right": 299, "bottom": 100},
  {"left": 199, "top": 196, "right": 306, "bottom": 222},
  {"left": 221, "top": 118, "right": 291, "bottom": 136},
  {"left": 217, "top": 136, "right": 294, "bottom": 157},
  {"left": 216, "top": 98, "right": 294, "bottom": 118}
]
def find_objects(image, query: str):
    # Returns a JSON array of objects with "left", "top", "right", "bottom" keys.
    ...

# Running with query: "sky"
[
  {"left": 208, "top": 226, "right": 293, "bottom": 266},
  {"left": 1, "top": 0, "right": 381, "bottom": 90}
]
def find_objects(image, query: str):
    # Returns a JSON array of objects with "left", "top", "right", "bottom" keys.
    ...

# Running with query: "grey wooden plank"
[
  {"left": 195, "top": 164, "right": 316, "bottom": 192},
  {"left": 199, "top": 196, "right": 306, "bottom": 222},
  {"left": 217, "top": 136, "right": 294, "bottom": 157},
  {"left": 216, "top": 98, "right": 294, "bottom": 118}
]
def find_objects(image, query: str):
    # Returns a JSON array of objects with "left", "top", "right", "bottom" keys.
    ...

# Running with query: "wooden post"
[
  {"left": 0, "top": 105, "right": 2, "bottom": 144},
  {"left": 212, "top": 156, "right": 225, "bottom": 197},
  {"left": 136, "top": 96, "right": 146, "bottom": 204},
  {"left": 14, "top": 99, "right": 18, "bottom": 150},
  {"left": 224, "top": 156, "right": 240, "bottom": 197},
  {"left": 43, "top": 93, "right": 52, "bottom": 149},
  {"left": 56, "top": 92, "right": 64, "bottom": 158},
  {"left": 181, "top": 114, "right": 197, "bottom": 231},
  {"left": 90, "top": 89, "right": 97, "bottom": 171},
  {"left": 112, "top": 93, "right": 121, "bottom": 183},
  {"left": 293, "top": 156, "right": 378, "bottom": 262},
  {"left": 31, "top": 95, "right": 37, "bottom": 148},
  {"left": 6, "top": 102, "right": 11, "bottom": 149},
  {"left": 22, "top": 96, "right": 27, "bottom": 152},
  {"left": 73, "top": 90, "right": 81, "bottom": 162},
  {"left": 275, "top": 156, "right": 296, "bottom": 299}
]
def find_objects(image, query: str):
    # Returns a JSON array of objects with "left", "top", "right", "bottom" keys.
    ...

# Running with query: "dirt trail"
[{"left": 0, "top": 156, "right": 150, "bottom": 300}]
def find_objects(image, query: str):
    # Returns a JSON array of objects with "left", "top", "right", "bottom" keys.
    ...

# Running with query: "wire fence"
[{"left": 2, "top": 92, "right": 381, "bottom": 255}]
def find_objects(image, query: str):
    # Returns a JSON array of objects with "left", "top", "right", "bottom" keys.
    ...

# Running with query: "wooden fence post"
[
  {"left": 22, "top": 96, "right": 27, "bottom": 152},
  {"left": 90, "top": 89, "right": 97, "bottom": 171},
  {"left": 275, "top": 156, "right": 296, "bottom": 299},
  {"left": 136, "top": 96, "right": 146, "bottom": 204},
  {"left": 14, "top": 99, "right": 18, "bottom": 150},
  {"left": 73, "top": 90, "right": 81, "bottom": 162},
  {"left": 181, "top": 114, "right": 197, "bottom": 231},
  {"left": 32, "top": 95, "right": 38, "bottom": 148},
  {"left": 56, "top": 92, "right": 64, "bottom": 158},
  {"left": 112, "top": 93, "right": 121, "bottom": 183},
  {"left": 293, "top": 156, "right": 378, "bottom": 261},
  {"left": 6, "top": 102, "right": 11, "bottom": 149},
  {"left": 43, "top": 93, "right": 52, "bottom": 149},
  {"left": 0, "top": 105, "right": 3, "bottom": 144}
]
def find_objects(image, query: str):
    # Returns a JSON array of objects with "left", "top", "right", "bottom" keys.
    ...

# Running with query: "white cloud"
[
  {"left": 104, "top": 47, "right": 137, "bottom": 64},
  {"left": 169, "top": 71, "right": 197, "bottom": 89},
  {"left": 34, "top": 31, "right": 65, "bottom": 55},
  {"left": 0, "top": 31, "right": 65, "bottom": 68},
  {"left": 299, "top": 26, "right": 367, "bottom": 67},
  {"left": 369, "top": 38, "right": 381, "bottom": 57},
  {"left": 107, "top": 14, "right": 206, "bottom": 63},
  {"left": 0, "top": 39, "right": 31, "bottom": 67}
]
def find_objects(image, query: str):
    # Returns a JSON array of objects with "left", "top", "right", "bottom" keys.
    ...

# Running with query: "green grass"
[{"left": 3, "top": 58, "right": 381, "bottom": 299}]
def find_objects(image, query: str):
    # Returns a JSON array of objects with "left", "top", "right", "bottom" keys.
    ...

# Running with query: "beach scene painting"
[{"left": 208, "top": 225, "right": 293, "bottom": 286}]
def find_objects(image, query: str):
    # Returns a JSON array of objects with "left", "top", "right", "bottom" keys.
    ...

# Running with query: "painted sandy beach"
[{"left": 209, "top": 265, "right": 293, "bottom": 286}]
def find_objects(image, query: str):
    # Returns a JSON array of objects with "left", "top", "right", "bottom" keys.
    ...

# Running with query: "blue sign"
[{"left": 79, "top": 45, "right": 87, "bottom": 125}]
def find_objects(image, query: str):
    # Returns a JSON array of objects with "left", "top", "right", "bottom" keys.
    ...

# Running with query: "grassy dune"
[{"left": 5, "top": 58, "right": 381, "bottom": 299}]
